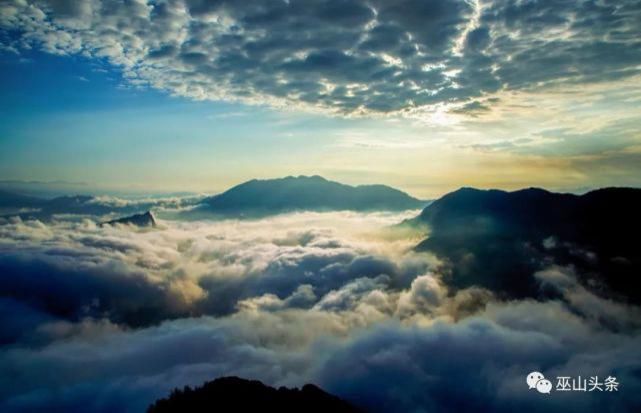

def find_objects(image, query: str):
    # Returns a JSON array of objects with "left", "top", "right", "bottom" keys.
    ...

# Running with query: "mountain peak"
[
  {"left": 102, "top": 211, "right": 156, "bottom": 227},
  {"left": 190, "top": 176, "right": 425, "bottom": 218},
  {"left": 148, "top": 376, "right": 362, "bottom": 413},
  {"left": 283, "top": 174, "right": 327, "bottom": 181}
]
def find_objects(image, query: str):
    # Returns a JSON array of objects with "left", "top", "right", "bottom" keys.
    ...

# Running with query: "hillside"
[
  {"left": 414, "top": 187, "right": 641, "bottom": 302},
  {"left": 147, "top": 376, "right": 363, "bottom": 413}
]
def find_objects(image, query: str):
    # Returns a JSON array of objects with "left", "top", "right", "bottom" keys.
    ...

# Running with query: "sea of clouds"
[{"left": 1, "top": 209, "right": 641, "bottom": 412}]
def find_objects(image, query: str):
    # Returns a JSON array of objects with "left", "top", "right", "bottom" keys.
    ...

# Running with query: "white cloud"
[{"left": 1, "top": 0, "right": 639, "bottom": 117}]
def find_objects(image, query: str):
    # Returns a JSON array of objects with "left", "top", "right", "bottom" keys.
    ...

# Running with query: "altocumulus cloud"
[
  {"left": 1, "top": 0, "right": 640, "bottom": 115},
  {"left": 1, "top": 211, "right": 641, "bottom": 412}
]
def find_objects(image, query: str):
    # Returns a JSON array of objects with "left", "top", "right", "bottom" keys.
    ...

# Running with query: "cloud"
[
  {"left": 0, "top": 210, "right": 429, "bottom": 331},
  {"left": 317, "top": 300, "right": 641, "bottom": 413},
  {"left": 535, "top": 266, "right": 641, "bottom": 331},
  {"left": 1, "top": 208, "right": 641, "bottom": 412},
  {"left": 395, "top": 273, "right": 446, "bottom": 318},
  {"left": 0, "top": 316, "right": 312, "bottom": 413},
  {"left": 2, "top": 287, "right": 640, "bottom": 412},
  {"left": 1, "top": 0, "right": 639, "bottom": 116}
]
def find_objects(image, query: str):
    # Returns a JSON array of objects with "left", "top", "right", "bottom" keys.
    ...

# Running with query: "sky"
[{"left": 1, "top": 0, "right": 641, "bottom": 198}]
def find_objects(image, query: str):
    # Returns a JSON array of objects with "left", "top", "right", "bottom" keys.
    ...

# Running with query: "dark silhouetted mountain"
[
  {"left": 103, "top": 211, "right": 156, "bottom": 227},
  {"left": 147, "top": 376, "right": 364, "bottom": 413},
  {"left": 187, "top": 175, "right": 425, "bottom": 218},
  {"left": 414, "top": 187, "right": 641, "bottom": 302}
]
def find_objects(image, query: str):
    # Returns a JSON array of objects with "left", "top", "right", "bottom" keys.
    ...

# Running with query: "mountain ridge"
[
  {"left": 147, "top": 376, "right": 364, "bottom": 413},
  {"left": 413, "top": 186, "right": 641, "bottom": 302},
  {"left": 186, "top": 175, "right": 426, "bottom": 218}
]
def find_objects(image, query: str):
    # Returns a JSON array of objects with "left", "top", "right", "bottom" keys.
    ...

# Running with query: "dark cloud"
[
  {"left": 0, "top": 317, "right": 309, "bottom": 413},
  {"left": 0, "top": 252, "right": 188, "bottom": 329},
  {"left": 1, "top": 290, "right": 640, "bottom": 412},
  {"left": 0, "top": 298, "right": 55, "bottom": 345},
  {"left": 317, "top": 308, "right": 641, "bottom": 413},
  {"left": 464, "top": 26, "right": 491, "bottom": 52},
  {"left": 478, "top": 0, "right": 641, "bottom": 88},
  {"left": 2, "top": 0, "right": 639, "bottom": 114}
]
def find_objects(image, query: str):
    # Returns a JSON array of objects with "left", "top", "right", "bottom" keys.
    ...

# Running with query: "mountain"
[
  {"left": 147, "top": 376, "right": 364, "bottom": 413},
  {"left": 1, "top": 177, "right": 423, "bottom": 221},
  {"left": 102, "top": 211, "right": 156, "bottom": 227},
  {"left": 0, "top": 190, "right": 44, "bottom": 209},
  {"left": 0, "top": 192, "right": 126, "bottom": 220},
  {"left": 0, "top": 190, "right": 203, "bottom": 222},
  {"left": 187, "top": 175, "right": 425, "bottom": 218},
  {"left": 413, "top": 187, "right": 641, "bottom": 302}
]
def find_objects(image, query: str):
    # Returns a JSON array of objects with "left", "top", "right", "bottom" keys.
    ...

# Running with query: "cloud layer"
[
  {"left": 1, "top": 209, "right": 641, "bottom": 412},
  {"left": 1, "top": 0, "right": 640, "bottom": 115},
  {"left": 0, "top": 210, "right": 429, "bottom": 330}
]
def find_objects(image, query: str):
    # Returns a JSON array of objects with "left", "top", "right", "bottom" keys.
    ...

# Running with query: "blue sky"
[
  {"left": 1, "top": 0, "right": 641, "bottom": 198},
  {"left": 0, "top": 50, "right": 309, "bottom": 188},
  {"left": 0, "top": 48, "right": 421, "bottom": 195}
]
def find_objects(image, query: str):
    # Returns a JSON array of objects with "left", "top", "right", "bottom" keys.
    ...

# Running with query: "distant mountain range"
[
  {"left": 1, "top": 176, "right": 426, "bottom": 221},
  {"left": 147, "top": 376, "right": 363, "bottom": 413},
  {"left": 185, "top": 175, "right": 426, "bottom": 218},
  {"left": 411, "top": 187, "right": 641, "bottom": 303},
  {"left": 0, "top": 189, "right": 43, "bottom": 209},
  {"left": 0, "top": 191, "right": 201, "bottom": 221},
  {"left": 0, "top": 192, "right": 116, "bottom": 219}
]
